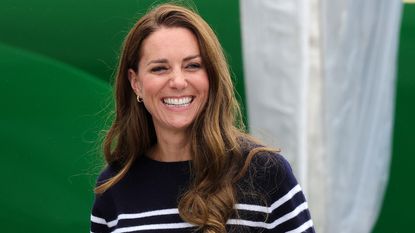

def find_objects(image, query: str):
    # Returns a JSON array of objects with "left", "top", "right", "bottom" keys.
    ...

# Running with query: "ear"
[{"left": 128, "top": 68, "right": 143, "bottom": 97}]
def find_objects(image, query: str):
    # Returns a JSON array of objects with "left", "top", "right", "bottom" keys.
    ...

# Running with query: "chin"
[{"left": 169, "top": 123, "right": 191, "bottom": 131}]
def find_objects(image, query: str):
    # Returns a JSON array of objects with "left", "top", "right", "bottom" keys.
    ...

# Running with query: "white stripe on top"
[
  {"left": 92, "top": 201, "right": 309, "bottom": 232},
  {"left": 227, "top": 201, "right": 309, "bottom": 229},
  {"left": 91, "top": 215, "right": 108, "bottom": 225},
  {"left": 91, "top": 185, "right": 306, "bottom": 230},
  {"left": 112, "top": 222, "right": 194, "bottom": 233},
  {"left": 286, "top": 219, "right": 314, "bottom": 233},
  {"left": 91, "top": 208, "right": 179, "bottom": 228},
  {"left": 235, "top": 184, "right": 302, "bottom": 213}
]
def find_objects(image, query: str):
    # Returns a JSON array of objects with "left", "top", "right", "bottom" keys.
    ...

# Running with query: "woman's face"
[{"left": 129, "top": 27, "right": 209, "bottom": 134}]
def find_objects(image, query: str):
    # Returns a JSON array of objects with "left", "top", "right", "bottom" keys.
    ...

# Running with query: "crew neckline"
[{"left": 141, "top": 154, "right": 191, "bottom": 165}]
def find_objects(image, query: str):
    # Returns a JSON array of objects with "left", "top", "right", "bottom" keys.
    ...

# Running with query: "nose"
[{"left": 169, "top": 69, "right": 188, "bottom": 90}]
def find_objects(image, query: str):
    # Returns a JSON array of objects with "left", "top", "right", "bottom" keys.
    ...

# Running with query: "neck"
[{"left": 150, "top": 127, "right": 191, "bottom": 162}]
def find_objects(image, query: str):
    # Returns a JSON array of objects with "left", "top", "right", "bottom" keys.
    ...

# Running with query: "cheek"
[
  {"left": 140, "top": 79, "right": 162, "bottom": 98},
  {"left": 203, "top": 85, "right": 209, "bottom": 102},
  {"left": 201, "top": 77, "right": 210, "bottom": 100},
  {"left": 198, "top": 72, "right": 210, "bottom": 93},
  {"left": 139, "top": 82, "right": 160, "bottom": 114}
]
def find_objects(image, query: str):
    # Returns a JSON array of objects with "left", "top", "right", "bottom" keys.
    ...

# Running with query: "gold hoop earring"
[{"left": 137, "top": 95, "right": 143, "bottom": 103}]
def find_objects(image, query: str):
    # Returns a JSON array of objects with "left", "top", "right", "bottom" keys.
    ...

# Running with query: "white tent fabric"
[
  {"left": 240, "top": 0, "right": 311, "bottom": 189},
  {"left": 240, "top": 0, "right": 402, "bottom": 232}
]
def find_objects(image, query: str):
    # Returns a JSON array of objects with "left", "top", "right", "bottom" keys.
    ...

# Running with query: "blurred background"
[{"left": 0, "top": 0, "right": 412, "bottom": 232}]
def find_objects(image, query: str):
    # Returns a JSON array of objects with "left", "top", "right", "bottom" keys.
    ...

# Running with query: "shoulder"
[
  {"left": 236, "top": 141, "right": 315, "bottom": 232},
  {"left": 237, "top": 137, "right": 301, "bottom": 198},
  {"left": 92, "top": 163, "right": 120, "bottom": 213},
  {"left": 95, "top": 162, "right": 121, "bottom": 186},
  {"left": 238, "top": 137, "right": 291, "bottom": 187},
  {"left": 246, "top": 150, "right": 296, "bottom": 195},
  {"left": 91, "top": 164, "right": 120, "bottom": 228}
]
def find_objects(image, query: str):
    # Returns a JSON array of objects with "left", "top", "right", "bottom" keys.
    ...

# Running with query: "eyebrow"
[
  {"left": 146, "top": 55, "right": 201, "bottom": 66},
  {"left": 183, "top": 54, "right": 201, "bottom": 62},
  {"left": 146, "top": 59, "right": 167, "bottom": 66}
]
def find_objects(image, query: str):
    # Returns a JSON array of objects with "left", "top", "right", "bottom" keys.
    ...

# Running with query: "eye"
[
  {"left": 150, "top": 66, "right": 168, "bottom": 73},
  {"left": 185, "top": 62, "right": 202, "bottom": 71}
]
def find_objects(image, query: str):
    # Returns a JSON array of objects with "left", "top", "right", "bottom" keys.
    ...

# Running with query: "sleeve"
[
  {"left": 90, "top": 166, "right": 117, "bottom": 233},
  {"left": 265, "top": 154, "right": 316, "bottom": 233},
  {"left": 90, "top": 194, "right": 111, "bottom": 233},
  {"left": 236, "top": 152, "right": 316, "bottom": 233}
]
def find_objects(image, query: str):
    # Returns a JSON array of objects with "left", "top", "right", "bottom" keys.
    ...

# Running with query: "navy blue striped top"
[{"left": 90, "top": 151, "right": 315, "bottom": 233}]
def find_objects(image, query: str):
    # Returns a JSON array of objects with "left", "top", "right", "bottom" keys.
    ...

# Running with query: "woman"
[{"left": 90, "top": 3, "right": 315, "bottom": 233}]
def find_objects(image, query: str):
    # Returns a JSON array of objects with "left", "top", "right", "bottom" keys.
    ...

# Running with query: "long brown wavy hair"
[{"left": 95, "top": 3, "right": 276, "bottom": 232}]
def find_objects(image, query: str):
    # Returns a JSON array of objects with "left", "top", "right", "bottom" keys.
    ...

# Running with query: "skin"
[{"left": 128, "top": 27, "right": 209, "bottom": 162}]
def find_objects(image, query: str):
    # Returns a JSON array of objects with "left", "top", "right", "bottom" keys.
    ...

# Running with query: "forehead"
[{"left": 140, "top": 27, "right": 200, "bottom": 61}]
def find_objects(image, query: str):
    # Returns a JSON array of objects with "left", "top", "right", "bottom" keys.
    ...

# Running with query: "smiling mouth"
[{"left": 162, "top": 96, "right": 194, "bottom": 106}]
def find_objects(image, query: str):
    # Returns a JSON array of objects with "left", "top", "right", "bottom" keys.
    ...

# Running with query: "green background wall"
[
  {"left": 0, "top": 1, "right": 412, "bottom": 232},
  {"left": 0, "top": 0, "right": 244, "bottom": 232},
  {"left": 371, "top": 4, "right": 415, "bottom": 233}
]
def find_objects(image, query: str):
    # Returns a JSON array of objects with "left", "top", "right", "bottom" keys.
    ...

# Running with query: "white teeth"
[{"left": 163, "top": 97, "right": 193, "bottom": 106}]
